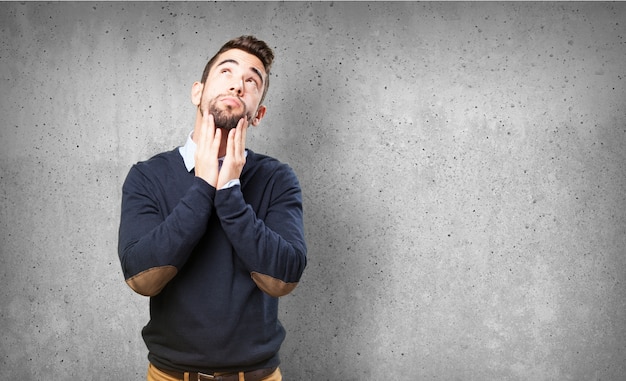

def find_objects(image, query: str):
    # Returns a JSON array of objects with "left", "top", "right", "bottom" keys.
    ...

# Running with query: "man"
[{"left": 118, "top": 35, "right": 307, "bottom": 381}]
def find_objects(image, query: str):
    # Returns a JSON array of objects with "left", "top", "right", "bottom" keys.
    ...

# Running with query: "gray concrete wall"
[{"left": 1, "top": 2, "right": 625, "bottom": 380}]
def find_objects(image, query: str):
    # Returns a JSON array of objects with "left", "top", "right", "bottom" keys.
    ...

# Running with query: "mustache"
[
  {"left": 219, "top": 94, "right": 244, "bottom": 105},
  {"left": 199, "top": 93, "right": 247, "bottom": 114}
]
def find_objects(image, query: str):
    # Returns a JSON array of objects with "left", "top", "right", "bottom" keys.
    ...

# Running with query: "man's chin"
[
  {"left": 214, "top": 115, "right": 242, "bottom": 131},
  {"left": 216, "top": 124, "right": 236, "bottom": 131},
  {"left": 210, "top": 108, "right": 244, "bottom": 131}
]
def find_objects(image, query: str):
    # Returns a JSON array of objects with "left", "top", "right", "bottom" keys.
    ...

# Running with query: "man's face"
[{"left": 198, "top": 49, "right": 267, "bottom": 130}]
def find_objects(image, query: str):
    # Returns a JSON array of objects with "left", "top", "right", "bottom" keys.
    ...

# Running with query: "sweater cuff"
[
  {"left": 193, "top": 175, "right": 216, "bottom": 193},
  {"left": 214, "top": 184, "right": 245, "bottom": 217},
  {"left": 191, "top": 176, "right": 216, "bottom": 207}
]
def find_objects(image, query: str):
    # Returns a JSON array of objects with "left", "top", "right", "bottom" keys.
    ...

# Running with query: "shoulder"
[
  {"left": 124, "top": 148, "right": 184, "bottom": 186},
  {"left": 244, "top": 150, "right": 301, "bottom": 190},
  {"left": 132, "top": 148, "right": 182, "bottom": 173},
  {"left": 247, "top": 150, "right": 297, "bottom": 179},
  {"left": 137, "top": 148, "right": 181, "bottom": 168}
]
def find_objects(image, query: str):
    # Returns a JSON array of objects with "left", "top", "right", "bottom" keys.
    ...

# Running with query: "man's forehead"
[{"left": 215, "top": 49, "right": 266, "bottom": 76}]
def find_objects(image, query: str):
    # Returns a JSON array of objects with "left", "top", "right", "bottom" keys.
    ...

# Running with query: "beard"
[{"left": 203, "top": 94, "right": 250, "bottom": 131}]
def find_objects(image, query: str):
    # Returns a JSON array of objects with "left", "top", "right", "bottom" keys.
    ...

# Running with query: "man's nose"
[{"left": 230, "top": 78, "right": 244, "bottom": 95}]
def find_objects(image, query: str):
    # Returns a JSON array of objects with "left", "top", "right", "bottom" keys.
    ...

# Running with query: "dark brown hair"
[{"left": 201, "top": 35, "right": 274, "bottom": 103}]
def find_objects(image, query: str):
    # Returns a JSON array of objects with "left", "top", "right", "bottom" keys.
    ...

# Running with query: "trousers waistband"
[{"left": 156, "top": 365, "right": 277, "bottom": 381}]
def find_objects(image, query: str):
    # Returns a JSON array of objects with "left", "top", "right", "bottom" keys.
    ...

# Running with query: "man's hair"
[{"left": 201, "top": 35, "right": 274, "bottom": 103}]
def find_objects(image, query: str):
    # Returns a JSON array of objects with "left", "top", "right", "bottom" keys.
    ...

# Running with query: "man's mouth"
[{"left": 220, "top": 96, "right": 242, "bottom": 108}]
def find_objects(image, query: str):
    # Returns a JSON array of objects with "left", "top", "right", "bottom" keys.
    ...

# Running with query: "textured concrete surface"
[{"left": 1, "top": 2, "right": 625, "bottom": 380}]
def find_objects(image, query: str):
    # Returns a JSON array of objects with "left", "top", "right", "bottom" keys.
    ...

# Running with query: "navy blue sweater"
[{"left": 118, "top": 148, "right": 307, "bottom": 373}]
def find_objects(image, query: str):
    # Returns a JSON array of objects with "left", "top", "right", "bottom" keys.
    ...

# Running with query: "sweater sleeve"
[
  {"left": 214, "top": 165, "right": 307, "bottom": 297},
  {"left": 118, "top": 164, "right": 215, "bottom": 296}
]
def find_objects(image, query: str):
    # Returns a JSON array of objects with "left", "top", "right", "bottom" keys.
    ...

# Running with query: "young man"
[{"left": 118, "top": 36, "right": 307, "bottom": 381}]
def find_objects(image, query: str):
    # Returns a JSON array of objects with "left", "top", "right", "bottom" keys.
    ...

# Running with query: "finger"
[
  {"left": 212, "top": 127, "right": 222, "bottom": 152},
  {"left": 203, "top": 113, "right": 215, "bottom": 140},
  {"left": 197, "top": 114, "right": 208, "bottom": 145},
  {"left": 195, "top": 124, "right": 206, "bottom": 158},
  {"left": 224, "top": 126, "right": 235, "bottom": 160},
  {"left": 240, "top": 117, "right": 248, "bottom": 151},
  {"left": 237, "top": 119, "right": 245, "bottom": 157}
]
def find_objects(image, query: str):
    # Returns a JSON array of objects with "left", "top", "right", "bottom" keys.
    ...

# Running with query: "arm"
[
  {"left": 118, "top": 166, "right": 215, "bottom": 296},
  {"left": 119, "top": 112, "right": 223, "bottom": 296},
  {"left": 215, "top": 166, "right": 307, "bottom": 297}
]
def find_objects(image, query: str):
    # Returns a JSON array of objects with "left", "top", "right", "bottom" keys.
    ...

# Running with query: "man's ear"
[
  {"left": 191, "top": 81, "right": 204, "bottom": 106},
  {"left": 251, "top": 105, "right": 266, "bottom": 126}
]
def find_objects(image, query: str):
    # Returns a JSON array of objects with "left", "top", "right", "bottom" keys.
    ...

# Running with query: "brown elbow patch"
[
  {"left": 126, "top": 266, "right": 178, "bottom": 296},
  {"left": 251, "top": 272, "right": 298, "bottom": 297}
]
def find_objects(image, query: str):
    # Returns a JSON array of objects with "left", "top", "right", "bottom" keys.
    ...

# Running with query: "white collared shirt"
[{"left": 179, "top": 131, "right": 245, "bottom": 189}]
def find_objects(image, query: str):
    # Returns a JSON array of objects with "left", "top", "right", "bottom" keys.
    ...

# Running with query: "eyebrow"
[{"left": 217, "top": 58, "right": 264, "bottom": 87}]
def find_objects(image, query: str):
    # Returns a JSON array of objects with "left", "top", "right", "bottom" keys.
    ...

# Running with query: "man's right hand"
[{"left": 194, "top": 113, "right": 222, "bottom": 188}]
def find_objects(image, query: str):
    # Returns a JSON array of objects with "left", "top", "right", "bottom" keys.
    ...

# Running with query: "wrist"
[{"left": 219, "top": 179, "right": 240, "bottom": 190}]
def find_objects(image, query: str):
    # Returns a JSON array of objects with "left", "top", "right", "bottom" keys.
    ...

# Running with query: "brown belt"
[{"left": 157, "top": 366, "right": 276, "bottom": 381}]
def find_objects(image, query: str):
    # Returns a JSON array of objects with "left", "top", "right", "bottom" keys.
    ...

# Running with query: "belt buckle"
[{"left": 197, "top": 372, "right": 218, "bottom": 381}]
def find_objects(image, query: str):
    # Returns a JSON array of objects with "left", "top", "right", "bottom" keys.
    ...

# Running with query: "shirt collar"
[
  {"left": 179, "top": 131, "right": 196, "bottom": 172},
  {"left": 178, "top": 130, "right": 248, "bottom": 173}
]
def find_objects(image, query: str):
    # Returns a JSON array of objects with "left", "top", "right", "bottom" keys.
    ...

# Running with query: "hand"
[
  {"left": 217, "top": 116, "right": 248, "bottom": 189},
  {"left": 194, "top": 113, "right": 222, "bottom": 188}
]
